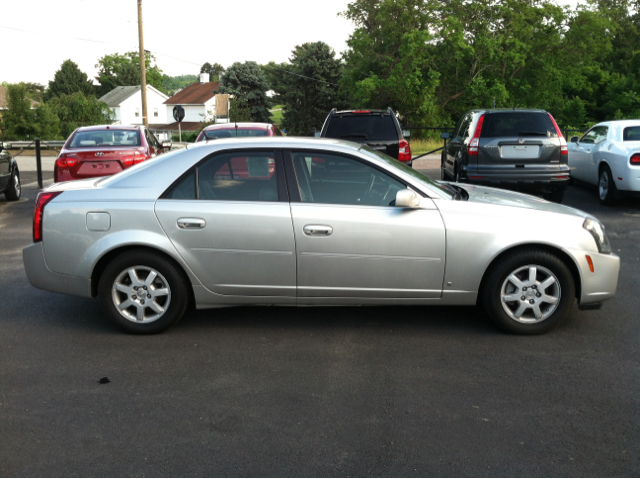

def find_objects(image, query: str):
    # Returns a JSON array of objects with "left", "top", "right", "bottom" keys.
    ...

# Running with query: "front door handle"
[
  {"left": 303, "top": 225, "right": 333, "bottom": 236},
  {"left": 177, "top": 218, "right": 206, "bottom": 229}
]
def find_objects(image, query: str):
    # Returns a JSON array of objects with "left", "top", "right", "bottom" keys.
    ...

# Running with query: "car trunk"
[
  {"left": 66, "top": 148, "right": 138, "bottom": 179},
  {"left": 474, "top": 112, "right": 562, "bottom": 169}
]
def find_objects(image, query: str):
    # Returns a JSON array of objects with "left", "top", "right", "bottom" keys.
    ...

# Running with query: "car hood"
[{"left": 453, "top": 183, "right": 595, "bottom": 220}]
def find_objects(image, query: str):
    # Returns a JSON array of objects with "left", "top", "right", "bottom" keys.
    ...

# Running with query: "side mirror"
[
  {"left": 570, "top": 136, "right": 579, "bottom": 143},
  {"left": 440, "top": 132, "right": 450, "bottom": 140},
  {"left": 0, "top": 142, "right": 10, "bottom": 151},
  {"left": 395, "top": 189, "right": 420, "bottom": 208},
  {"left": 403, "top": 130, "right": 410, "bottom": 138},
  {"left": 162, "top": 141, "right": 172, "bottom": 149}
]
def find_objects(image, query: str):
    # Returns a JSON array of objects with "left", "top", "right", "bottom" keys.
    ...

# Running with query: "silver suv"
[{"left": 441, "top": 109, "right": 570, "bottom": 202}]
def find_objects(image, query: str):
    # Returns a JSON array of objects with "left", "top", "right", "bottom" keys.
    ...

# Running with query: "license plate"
[{"left": 501, "top": 145, "right": 540, "bottom": 159}]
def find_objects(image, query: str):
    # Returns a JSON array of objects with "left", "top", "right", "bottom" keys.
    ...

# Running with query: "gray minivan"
[{"left": 441, "top": 109, "right": 570, "bottom": 202}]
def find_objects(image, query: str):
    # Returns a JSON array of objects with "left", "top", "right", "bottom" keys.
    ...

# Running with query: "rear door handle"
[
  {"left": 303, "top": 225, "right": 333, "bottom": 236},
  {"left": 177, "top": 218, "right": 206, "bottom": 229}
]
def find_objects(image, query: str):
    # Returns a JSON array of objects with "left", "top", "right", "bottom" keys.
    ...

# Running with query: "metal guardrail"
[{"left": 4, "top": 140, "right": 66, "bottom": 148}]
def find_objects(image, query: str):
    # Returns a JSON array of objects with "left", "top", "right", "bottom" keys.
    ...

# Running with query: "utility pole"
[{"left": 137, "top": 0, "right": 148, "bottom": 128}]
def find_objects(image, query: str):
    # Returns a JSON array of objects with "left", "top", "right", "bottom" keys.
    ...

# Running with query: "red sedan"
[
  {"left": 195, "top": 122, "right": 283, "bottom": 142},
  {"left": 54, "top": 125, "right": 171, "bottom": 183}
]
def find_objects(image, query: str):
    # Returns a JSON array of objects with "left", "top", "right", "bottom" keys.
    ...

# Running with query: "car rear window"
[
  {"left": 480, "top": 112, "right": 558, "bottom": 138},
  {"left": 325, "top": 115, "right": 398, "bottom": 141},
  {"left": 623, "top": 126, "right": 640, "bottom": 141},
  {"left": 69, "top": 130, "right": 141, "bottom": 148},
  {"left": 200, "top": 129, "right": 269, "bottom": 141}
]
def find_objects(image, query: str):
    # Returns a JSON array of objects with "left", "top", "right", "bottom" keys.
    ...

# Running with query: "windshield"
[
  {"left": 326, "top": 115, "right": 397, "bottom": 141},
  {"left": 358, "top": 145, "right": 453, "bottom": 199},
  {"left": 201, "top": 128, "right": 269, "bottom": 141},
  {"left": 69, "top": 130, "right": 141, "bottom": 148},
  {"left": 480, "top": 112, "right": 558, "bottom": 138}
]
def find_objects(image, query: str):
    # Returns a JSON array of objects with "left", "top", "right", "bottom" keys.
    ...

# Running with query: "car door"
[
  {"left": 154, "top": 149, "right": 296, "bottom": 297},
  {"left": 571, "top": 128, "right": 599, "bottom": 183},
  {"left": 0, "top": 145, "right": 10, "bottom": 192},
  {"left": 144, "top": 128, "right": 160, "bottom": 157},
  {"left": 285, "top": 149, "right": 446, "bottom": 299},
  {"left": 445, "top": 114, "right": 471, "bottom": 177},
  {"left": 587, "top": 126, "right": 609, "bottom": 179}
]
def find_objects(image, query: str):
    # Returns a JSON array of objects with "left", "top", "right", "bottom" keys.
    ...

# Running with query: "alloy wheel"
[
  {"left": 500, "top": 264, "right": 561, "bottom": 324},
  {"left": 111, "top": 266, "right": 171, "bottom": 323},
  {"left": 599, "top": 169, "right": 609, "bottom": 201}
]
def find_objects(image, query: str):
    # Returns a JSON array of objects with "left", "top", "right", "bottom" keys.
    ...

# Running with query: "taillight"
[
  {"left": 55, "top": 154, "right": 77, "bottom": 168},
  {"left": 548, "top": 113, "right": 568, "bottom": 155},
  {"left": 33, "top": 191, "right": 63, "bottom": 242},
  {"left": 122, "top": 151, "right": 149, "bottom": 168},
  {"left": 467, "top": 114, "right": 485, "bottom": 156},
  {"left": 398, "top": 139, "right": 412, "bottom": 162},
  {"left": 630, "top": 154, "right": 640, "bottom": 165}
]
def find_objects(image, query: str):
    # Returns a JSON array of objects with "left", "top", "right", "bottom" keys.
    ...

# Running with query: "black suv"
[
  {"left": 442, "top": 109, "right": 570, "bottom": 202},
  {"left": 320, "top": 108, "right": 412, "bottom": 165},
  {"left": 0, "top": 142, "right": 20, "bottom": 201}
]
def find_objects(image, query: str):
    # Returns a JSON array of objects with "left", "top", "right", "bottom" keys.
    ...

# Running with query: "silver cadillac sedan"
[{"left": 23, "top": 138, "right": 619, "bottom": 334}]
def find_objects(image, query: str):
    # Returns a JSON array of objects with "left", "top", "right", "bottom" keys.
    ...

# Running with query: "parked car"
[
  {"left": 195, "top": 122, "right": 283, "bottom": 142},
  {"left": 0, "top": 142, "right": 20, "bottom": 201},
  {"left": 320, "top": 108, "right": 412, "bottom": 165},
  {"left": 54, "top": 125, "right": 171, "bottom": 183},
  {"left": 442, "top": 109, "right": 570, "bottom": 202},
  {"left": 24, "top": 137, "right": 619, "bottom": 335},
  {"left": 568, "top": 120, "right": 640, "bottom": 205}
]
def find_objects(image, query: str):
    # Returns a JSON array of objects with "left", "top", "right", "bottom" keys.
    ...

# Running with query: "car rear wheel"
[
  {"left": 5, "top": 170, "right": 20, "bottom": 201},
  {"left": 98, "top": 249, "right": 190, "bottom": 334},
  {"left": 598, "top": 165, "right": 618, "bottom": 206},
  {"left": 481, "top": 249, "right": 575, "bottom": 334}
]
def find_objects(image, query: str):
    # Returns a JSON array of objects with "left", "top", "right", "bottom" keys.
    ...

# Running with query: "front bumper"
[
  {"left": 567, "top": 248, "right": 620, "bottom": 306},
  {"left": 23, "top": 242, "right": 92, "bottom": 298}
]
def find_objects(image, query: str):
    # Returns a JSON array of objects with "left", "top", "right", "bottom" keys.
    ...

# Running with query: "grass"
[
  {"left": 269, "top": 105, "right": 283, "bottom": 125},
  {"left": 408, "top": 138, "right": 446, "bottom": 156}
]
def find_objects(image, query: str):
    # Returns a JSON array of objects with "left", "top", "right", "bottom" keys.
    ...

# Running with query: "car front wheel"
[
  {"left": 98, "top": 249, "right": 190, "bottom": 334},
  {"left": 481, "top": 249, "right": 575, "bottom": 334}
]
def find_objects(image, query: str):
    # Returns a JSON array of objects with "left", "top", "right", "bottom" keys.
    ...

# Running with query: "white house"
[{"left": 99, "top": 85, "right": 169, "bottom": 126}]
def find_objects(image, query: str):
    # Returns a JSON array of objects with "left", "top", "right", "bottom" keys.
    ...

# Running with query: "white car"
[{"left": 568, "top": 120, "right": 640, "bottom": 204}]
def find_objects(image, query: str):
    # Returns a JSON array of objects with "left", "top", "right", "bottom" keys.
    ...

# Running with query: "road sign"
[{"left": 173, "top": 105, "right": 185, "bottom": 123}]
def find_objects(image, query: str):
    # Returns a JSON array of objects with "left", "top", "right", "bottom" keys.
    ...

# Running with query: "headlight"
[{"left": 583, "top": 218, "right": 612, "bottom": 254}]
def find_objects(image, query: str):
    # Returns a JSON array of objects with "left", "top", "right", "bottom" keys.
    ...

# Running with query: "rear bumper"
[
  {"left": 461, "top": 165, "right": 571, "bottom": 191},
  {"left": 23, "top": 242, "right": 92, "bottom": 298}
]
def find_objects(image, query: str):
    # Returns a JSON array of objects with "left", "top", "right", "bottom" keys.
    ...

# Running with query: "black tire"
[
  {"left": 5, "top": 169, "right": 20, "bottom": 201},
  {"left": 454, "top": 162, "right": 462, "bottom": 183},
  {"left": 98, "top": 249, "right": 190, "bottom": 334},
  {"left": 598, "top": 164, "right": 618, "bottom": 206},
  {"left": 543, "top": 188, "right": 565, "bottom": 203},
  {"left": 481, "top": 249, "right": 575, "bottom": 335}
]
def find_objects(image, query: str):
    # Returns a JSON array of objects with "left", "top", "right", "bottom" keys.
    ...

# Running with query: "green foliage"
[
  {"left": 0, "top": 84, "right": 59, "bottom": 140},
  {"left": 229, "top": 98, "right": 253, "bottom": 123},
  {"left": 261, "top": 61, "right": 290, "bottom": 106},
  {"left": 280, "top": 42, "right": 345, "bottom": 136},
  {"left": 46, "top": 60, "right": 95, "bottom": 100},
  {"left": 219, "top": 62, "right": 271, "bottom": 123},
  {"left": 163, "top": 74, "right": 199, "bottom": 96},
  {"left": 95, "top": 52, "right": 165, "bottom": 97},
  {"left": 200, "top": 62, "right": 225, "bottom": 82},
  {"left": 47, "top": 93, "right": 113, "bottom": 138}
]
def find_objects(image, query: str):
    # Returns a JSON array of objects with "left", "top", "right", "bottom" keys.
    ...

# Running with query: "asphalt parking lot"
[{"left": 1, "top": 160, "right": 639, "bottom": 476}]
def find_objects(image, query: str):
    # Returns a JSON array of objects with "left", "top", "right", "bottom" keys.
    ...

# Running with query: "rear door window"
[
  {"left": 481, "top": 112, "right": 558, "bottom": 138},
  {"left": 326, "top": 115, "right": 398, "bottom": 141}
]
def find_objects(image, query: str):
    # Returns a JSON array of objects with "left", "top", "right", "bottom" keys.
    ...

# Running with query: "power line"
[{"left": 263, "top": 64, "right": 341, "bottom": 86}]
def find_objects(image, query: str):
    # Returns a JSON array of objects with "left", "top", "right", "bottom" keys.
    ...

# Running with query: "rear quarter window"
[
  {"left": 623, "top": 126, "right": 640, "bottom": 141},
  {"left": 480, "top": 112, "right": 558, "bottom": 138}
]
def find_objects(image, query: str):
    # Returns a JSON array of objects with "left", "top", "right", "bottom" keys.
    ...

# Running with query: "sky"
[{"left": 0, "top": 0, "right": 356, "bottom": 86}]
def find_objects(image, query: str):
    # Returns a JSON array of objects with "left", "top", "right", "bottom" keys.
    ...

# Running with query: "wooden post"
[{"left": 137, "top": 0, "right": 148, "bottom": 128}]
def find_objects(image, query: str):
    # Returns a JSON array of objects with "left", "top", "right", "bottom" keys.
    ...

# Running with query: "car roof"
[
  {"left": 594, "top": 120, "right": 640, "bottom": 127},
  {"left": 202, "top": 122, "right": 272, "bottom": 130},
  {"left": 74, "top": 124, "right": 141, "bottom": 132},
  {"left": 468, "top": 109, "right": 549, "bottom": 114},
  {"left": 331, "top": 109, "right": 392, "bottom": 115}
]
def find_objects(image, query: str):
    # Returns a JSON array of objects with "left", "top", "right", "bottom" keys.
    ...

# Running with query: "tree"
[
  {"left": 46, "top": 60, "right": 95, "bottom": 100},
  {"left": 0, "top": 84, "right": 59, "bottom": 140},
  {"left": 47, "top": 92, "right": 113, "bottom": 138},
  {"left": 280, "top": 42, "right": 344, "bottom": 135},
  {"left": 229, "top": 98, "right": 253, "bottom": 122},
  {"left": 261, "top": 61, "right": 290, "bottom": 105},
  {"left": 219, "top": 62, "right": 271, "bottom": 123},
  {"left": 162, "top": 74, "right": 199, "bottom": 96},
  {"left": 95, "top": 52, "right": 165, "bottom": 96},
  {"left": 200, "top": 62, "right": 225, "bottom": 82}
]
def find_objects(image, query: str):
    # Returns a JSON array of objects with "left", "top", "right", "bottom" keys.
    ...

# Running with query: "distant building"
[{"left": 99, "top": 85, "right": 169, "bottom": 126}]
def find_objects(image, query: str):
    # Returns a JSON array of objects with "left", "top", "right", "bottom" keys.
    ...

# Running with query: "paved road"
[{"left": 1, "top": 168, "right": 638, "bottom": 476}]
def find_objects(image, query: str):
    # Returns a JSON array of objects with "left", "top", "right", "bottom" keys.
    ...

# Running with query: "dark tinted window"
[
  {"left": 325, "top": 115, "right": 398, "bottom": 141},
  {"left": 202, "top": 129, "right": 269, "bottom": 140},
  {"left": 623, "top": 126, "right": 640, "bottom": 141},
  {"left": 480, "top": 112, "right": 558, "bottom": 138},
  {"left": 69, "top": 130, "right": 141, "bottom": 147},
  {"left": 291, "top": 151, "right": 404, "bottom": 206},
  {"left": 167, "top": 171, "right": 196, "bottom": 199}
]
